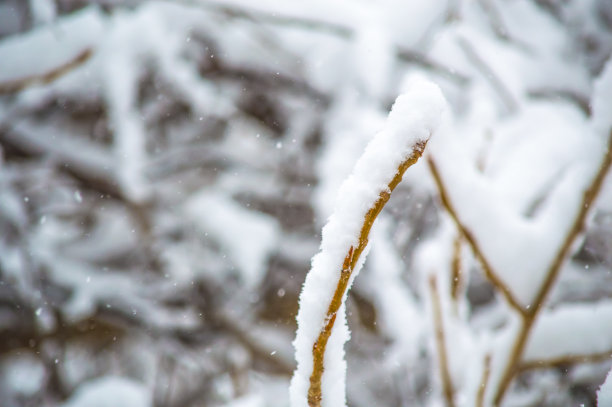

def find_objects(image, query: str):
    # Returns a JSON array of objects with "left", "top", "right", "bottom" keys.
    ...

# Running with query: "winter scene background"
[{"left": 1, "top": 1, "right": 612, "bottom": 406}]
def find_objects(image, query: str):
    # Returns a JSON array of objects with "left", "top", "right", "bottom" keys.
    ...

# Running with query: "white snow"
[
  {"left": 61, "top": 376, "right": 151, "bottom": 407},
  {"left": 592, "top": 57, "right": 612, "bottom": 137},
  {"left": 185, "top": 191, "right": 279, "bottom": 288},
  {"left": 362, "top": 217, "right": 423, "bottom": 366},
  {"left": 524, "top": 302, "right": 612, "bottom": 364},
  {"left": 29, "top": 0, "right": 57, "bottom": 25},
  {"left": 223, "top": 394, "right": 264, "bottom": 407},
  {"left": 599, "top": 368, "right": 612, "bottom": 407},
  {"left": 1, "top": 353, "right": 46, "bottom": 397},
  {"left": 290, "top": 78, "right": 447, "bottom": 407},
  {"left": 0, "top": 7, "right": 103, "bottom": 83}
]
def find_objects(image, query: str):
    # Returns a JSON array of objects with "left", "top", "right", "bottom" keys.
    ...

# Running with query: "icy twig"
[
  {"left": 0, "top": 49, "right": 92, "bottom": 95},
  {"left": 427, "top": 157, "right": 524, "bottom": 313},
  {"left": 493, "top": 129, "right": 612, "bottom": 405},
  {"left": 429, "top": 275, "right": 456, "bottom": 407},
  {"left": 476, "top": 354, "right": 492, "bottom": 407}
]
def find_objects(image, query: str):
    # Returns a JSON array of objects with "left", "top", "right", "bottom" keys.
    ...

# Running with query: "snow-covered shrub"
[{"left": 1, "top": 1, "right": 611, "bottom": 407}]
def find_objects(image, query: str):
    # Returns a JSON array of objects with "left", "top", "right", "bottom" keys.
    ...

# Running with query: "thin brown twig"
[
  {"left": 429, "top": 274, "right": 456, "bottom": 407},
  {"left": 307, "top": 141, "right": 428, "bottom": 407},
  {"left": 476, "top": 354, "right": 492, "bottom": 407},
  {"left": 492, "top": 129, "right": 612, "bottom": 405},
  {"left": 451, "top": 235, "right": 464, "bottom": 305},
  {"left": 519, "top": 349, "right": 612, "bottom": 372},
  {"left": 427, "top": 157, "right": 524, "bottom": 313},
  {"left": 0, "top": 49, "right": 93, "bottom": 95}
]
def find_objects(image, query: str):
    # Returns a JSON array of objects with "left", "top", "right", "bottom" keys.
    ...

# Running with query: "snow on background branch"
[{"left": 0, "top": 1, "right": 611, "bottom": 406}]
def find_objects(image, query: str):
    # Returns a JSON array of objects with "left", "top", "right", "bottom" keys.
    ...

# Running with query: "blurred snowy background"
[{"left": 0, "top": 0, "right": 612, "bottom": 406}]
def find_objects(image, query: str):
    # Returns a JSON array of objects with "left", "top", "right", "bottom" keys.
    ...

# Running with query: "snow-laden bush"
[{"left": 1, "top": 1, "right": 611, "bottom": 406}]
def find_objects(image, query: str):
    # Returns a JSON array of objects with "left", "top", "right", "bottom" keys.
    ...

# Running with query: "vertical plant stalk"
[
  {"left": 429, "top": 274, "right": 456, "bottom": 407},
  {"left": 307, "top": 141, "right": 428, "bottom": 407}
]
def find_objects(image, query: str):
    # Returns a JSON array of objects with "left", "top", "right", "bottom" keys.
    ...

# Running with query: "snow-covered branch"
[{"left": 291, "top": 79, "right": 447, "bottom": 407}]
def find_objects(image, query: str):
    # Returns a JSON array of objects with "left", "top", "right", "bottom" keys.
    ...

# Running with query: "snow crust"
[{"left": 290, "top": 78, "right": 447, "bottom": 407}]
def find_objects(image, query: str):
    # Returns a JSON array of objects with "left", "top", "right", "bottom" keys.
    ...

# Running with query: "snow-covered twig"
[
  {"left": 493, "top": 129, "right": 612, "bottom": 405},
  {"left": 0, "top": 48, "right": 92, "bottom": 95},
  {"left": 429, "top": 129, "right": 612, "bottom": 405},
  {"left": 291, "top": 79, "right": 447, "bottom": 407},
  {"left": 427, "top": 157, "right": 524, "bottom": 312}
]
